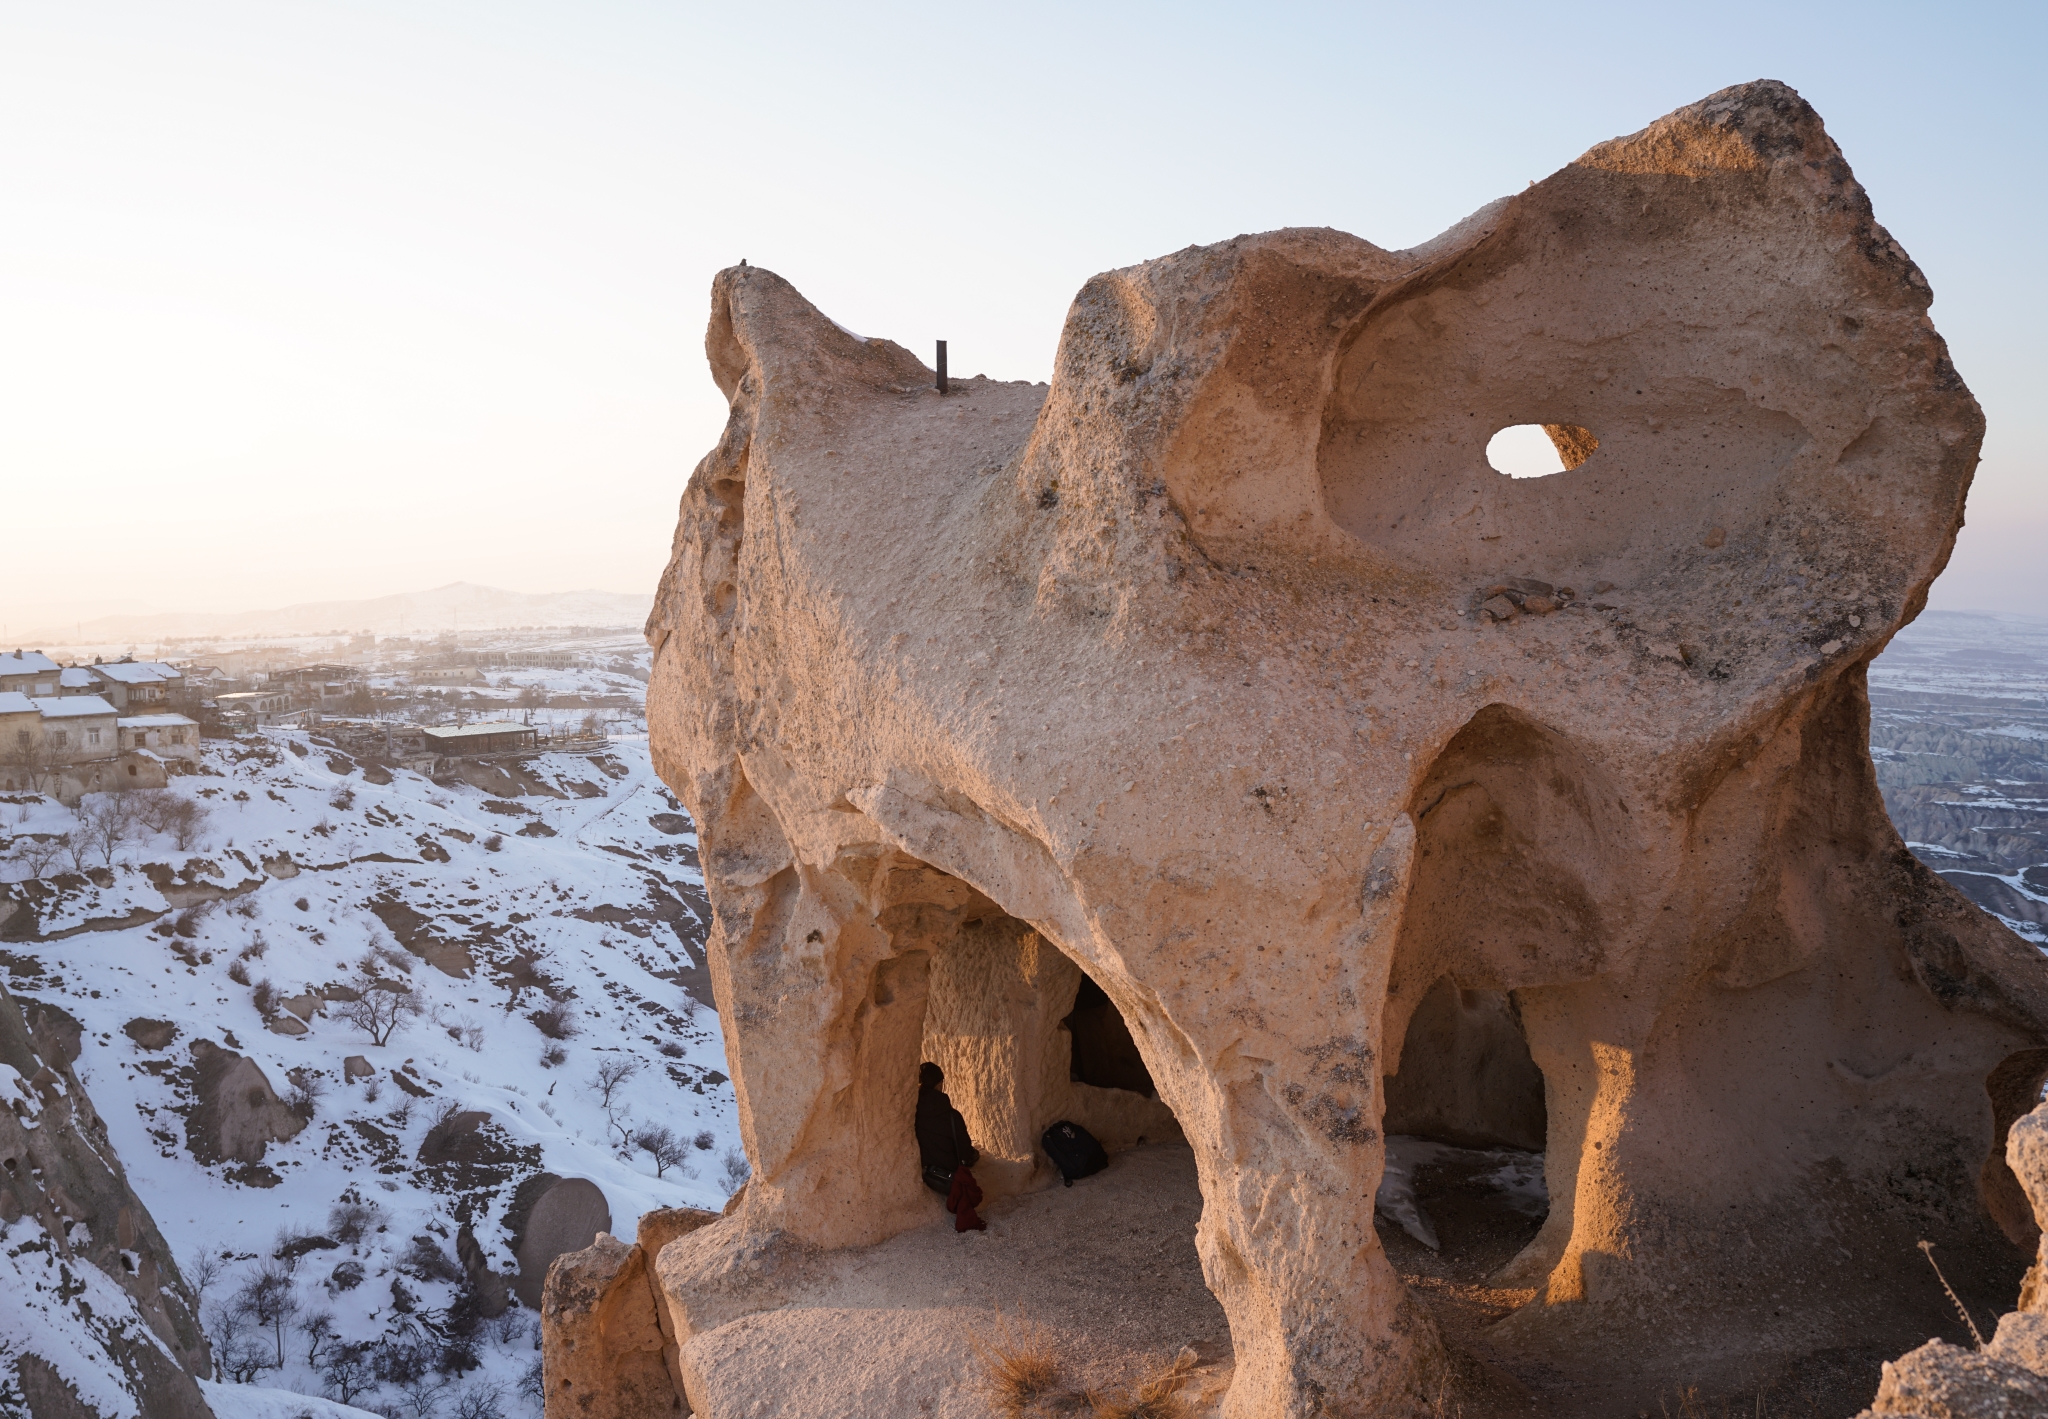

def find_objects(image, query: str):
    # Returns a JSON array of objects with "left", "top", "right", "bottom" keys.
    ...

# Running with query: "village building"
[
  {"left": 87, "top": 659, "right": 182, "bottom": 711},
  {"left": 0, "top": 651, "right": 61, "bottom": 698},
  {"left": 29, "top": 696, "right": 119, "bottom": 765},
  {"left": 421, "top": 721, "right": 536, "bottom": 755},
  {"left": 214, "top": 689, "right": 290, "bottom": 726},
  {"left": 118, "top": 713, "right": 199, "bottom": 764}
]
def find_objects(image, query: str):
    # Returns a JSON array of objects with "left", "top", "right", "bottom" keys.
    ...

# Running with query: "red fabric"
[{"left": 946, "top": 1164, "right": 986, "bottom": 1232}]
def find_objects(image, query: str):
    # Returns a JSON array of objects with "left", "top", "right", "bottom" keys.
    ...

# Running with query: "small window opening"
[
  {"left": 1486, "top": 423, "right": 1599, "bottom": 478},
  {"left": 1064, "top": 975, "right": 1156, "bottom": 1097}
]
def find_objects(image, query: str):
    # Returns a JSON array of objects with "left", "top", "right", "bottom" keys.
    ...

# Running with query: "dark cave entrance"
[
  {"left": 1062, "top": 973, "right": 1157, "bottom": 1098},
  {"left": 1377, "top": 975, "right": 1550, "bottom": 1263}
]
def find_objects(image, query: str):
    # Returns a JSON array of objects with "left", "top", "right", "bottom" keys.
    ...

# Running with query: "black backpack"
[{"left": 1040, "top": 1120, "right": 1108, "bottom": 1186}]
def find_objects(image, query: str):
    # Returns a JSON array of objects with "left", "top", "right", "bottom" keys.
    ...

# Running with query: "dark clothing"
[
  {"left": 947, "top": 1164, "right": 986, "bottom": 1232},
  {"left": 916, "top": 1084, "right": 977, "bottom": 1194}
]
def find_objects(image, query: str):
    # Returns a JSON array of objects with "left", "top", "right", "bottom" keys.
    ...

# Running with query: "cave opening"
[{"left": 1377, "top": 975, "right": 1550, "bottom": 1263}]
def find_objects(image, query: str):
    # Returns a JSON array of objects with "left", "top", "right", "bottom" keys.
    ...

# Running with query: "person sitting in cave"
[{"left": 915, "top": 1061, "right": 986, "bottom": 1231}]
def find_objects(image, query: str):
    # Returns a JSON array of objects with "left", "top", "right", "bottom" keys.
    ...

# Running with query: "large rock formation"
[
  {"left": 0, "top": 984, "right": 216, "bottom": 1418},
  {"left": 636, "top": 80, "right": 2048, "bottom": 1415}
]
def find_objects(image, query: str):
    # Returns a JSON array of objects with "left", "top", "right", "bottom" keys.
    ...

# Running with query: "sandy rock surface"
[{"left": 627, "top": 78, "right": 2048, "bottom": 1417}]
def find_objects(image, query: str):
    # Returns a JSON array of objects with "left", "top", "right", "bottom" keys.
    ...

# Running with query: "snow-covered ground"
[{"left": 1, "top": 668, "right": 734, "bottom": 1416}]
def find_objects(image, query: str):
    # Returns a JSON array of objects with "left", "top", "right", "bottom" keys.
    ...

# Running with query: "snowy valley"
[{"left": 2, "top": 653, "right": 735, "bottom": 1418}]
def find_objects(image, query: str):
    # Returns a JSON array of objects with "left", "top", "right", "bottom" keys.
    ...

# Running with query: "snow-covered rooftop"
[
  {"left": 58, "top": 667, "right": 96, "bottom": 688},
  {"left": 0, "top": 692, "right": 35, "bottom": 716},
  {"left": 422, "top": 720, "right": 534, "bottom": 740},
  {"left": 92, "top": 661, "right": 176, "bottom": 684},
  {"left": 117, "top": 713, "right": 198, "bottom": 728},
  {"left": 0, "top": 650, "right": 58, "bottom": 676},
  {"left": 32, "top": 695, "right": 117, "bottom": 718}
]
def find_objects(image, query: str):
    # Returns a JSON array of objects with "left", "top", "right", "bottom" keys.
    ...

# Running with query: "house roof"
[
  {"left": 422, "top": 721, "right": 535, "bottom": 740},
  {"left": 216, "top": 690, "right": 282, "bottom": 703},
  {"left": 119, "top": 714, "right": 198, "bottom": 728},
  {"left": 0, "top": 651, "right": 59, "bottom": 677},
  {"left": 93, "top": 661, "right": 176, "bottom": 685},
  {"left": 0, "top": 692, "right": 35, "bottom": 716},
  {"left": 33, "top": 696, "right": 116, "bottom": 719},
  {"left": 58, "top": 667, "right": 96, "bottom": 688}
]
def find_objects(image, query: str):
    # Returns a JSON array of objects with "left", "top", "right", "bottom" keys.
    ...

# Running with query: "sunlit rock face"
[{"left": 638, "top": 80, "right": 2048, "bottom": 1416}]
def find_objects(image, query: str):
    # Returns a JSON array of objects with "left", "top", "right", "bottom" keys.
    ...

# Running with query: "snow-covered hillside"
[{"left": 1, "top": 710, "right": 735, "bottom": 1416}]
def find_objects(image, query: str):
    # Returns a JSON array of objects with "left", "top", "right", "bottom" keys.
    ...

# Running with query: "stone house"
[
  {"left": 0, "top": 651, "right": 60, "bottom": 698},
  {"left": 118, "top": 713, "right": 199, "bottom": 764},
  {"left": 87, "top": 659, "right": 182, "bottom": 711},
  {"left": 31, "top": 696, "right": 118, "bottom": 764}
]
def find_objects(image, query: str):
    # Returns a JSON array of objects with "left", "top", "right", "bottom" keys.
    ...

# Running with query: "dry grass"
[
  {"left": 1085, "top": 1347, "right": 1199, "bottom": 1419},
  {"left": 970, "top": 1313, "right": 1066, "bottom": 1418}
]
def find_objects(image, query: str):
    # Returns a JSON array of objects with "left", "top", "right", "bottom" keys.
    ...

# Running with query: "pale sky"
[{"left": 3, "top": 1, "right": 2041, "bottom": 622}]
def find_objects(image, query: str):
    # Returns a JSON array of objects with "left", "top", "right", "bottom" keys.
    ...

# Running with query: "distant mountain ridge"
[{"left": 13, "top": 582, "right": 653, "bottom": 645}]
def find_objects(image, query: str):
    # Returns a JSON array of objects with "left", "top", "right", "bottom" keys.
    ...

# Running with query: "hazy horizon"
[{"left": 5, "top": 1, "right": 2042, "bottom": 626}]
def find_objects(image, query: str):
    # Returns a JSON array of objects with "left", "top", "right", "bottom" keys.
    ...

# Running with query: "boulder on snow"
[
  {"left": 185, "top": 1038, "right": 307, "bottom": 1166},
  {"left": 342, "top": 1054, "right": 374, "bottom": 1079},
  {"left": 513, "top": 1175, "right": 611, "bottom": 1311},
  {"left": 124, "top": 1017, "right": 180, "bottom": 1051}
]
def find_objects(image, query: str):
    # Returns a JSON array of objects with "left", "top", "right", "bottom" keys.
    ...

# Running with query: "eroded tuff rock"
[
  {"left": 1857, "top": 1104, "right": 2048, "bottom": 1417},
  {"left": 0, "top": 984, "right": 215, "bottom": 1418},
  {"left": 185, "top": 1037, "right": 306, "bottom": 1170},
  {"left": 540, "top": 1207, "right": 715, "bottom": 1419},
  {"left": 636, "top": 81, "right": 2048, "bottom": 1416}
]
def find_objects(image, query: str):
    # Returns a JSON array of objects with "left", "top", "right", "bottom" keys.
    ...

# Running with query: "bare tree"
[
  {"left": 299, "top": 1307, "right": 336, "bottom": 1366},
  {"left": 12, "top": 833, "right": 70, "bottom": 879},
  {"left": 186, "top": 1248, "right": 224, "bottom": 1308},
  {"left": 320, "top": 1341, "right": 377, "bottom": 1406},
  {"left": 455, "top": 1379, "right": 507, "bottom": 1419},
  {"left": 237, "top": 1260, "right": 299, "bottom": 1366},
  {"left": 636, "top": 1125, "right": 691, "bottom": 1179},
  {"left": 337, "top": 981, "right": 423, "bottom": 1047},
  {"left": 589, "top": 1057, "right": 640, "bottom": 1148},
  {"left": 74, "top": 795, "right": 133, "bottom": 867},
  {"left": 168, "top": 797, "right": 211, "bottom": 850}
]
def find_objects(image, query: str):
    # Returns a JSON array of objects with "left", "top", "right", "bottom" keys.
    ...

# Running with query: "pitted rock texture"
[
  {"left": 540, "top": 1207, "right": 715, "bottom": 1418},
  {"left": 638, "top": 80, "right": 2048, "bottom": 1416},
  {"left": 0, "top": 984, "right": 215, "bottom": 1418}
]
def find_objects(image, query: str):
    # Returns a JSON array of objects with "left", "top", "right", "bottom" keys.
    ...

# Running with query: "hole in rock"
[
  {"left": 1484, "top": 423, "right": 1598, "bottom": 478},
  {"left": 1062, "top": 973, "right": 1156, "bottom": 1097},
  {"left": 1378, "top": 975, "right": 1549, "bottom": 1263}
]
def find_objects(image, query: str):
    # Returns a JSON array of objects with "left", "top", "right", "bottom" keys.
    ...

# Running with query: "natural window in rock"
[
  {"left": 1064, "top": 974, "right": 1156, "bottom": 1097},
  {"left": 1485, "top": 423, "right": 1599, "bottom": 478}
]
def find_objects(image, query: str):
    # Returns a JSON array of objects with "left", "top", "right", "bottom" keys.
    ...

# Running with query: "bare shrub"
[
  {"left": 539, "top": 1044, "right": 567, "bottom": 1069},
  {"left": 636, "top": 1125, "right": 690, "bottom": 1178},
  {"left": 720, "top": 1147, "right": 750, "bottom": 1196},
  {"left": 659, "top": 1040, "right": 685, "bottom": 1059},
  {"left": 338, "top": 980, "right": 423, "bottom": 1046},
  {"left": 284, "top": 1070, "right": 327, "bottom": 1119},
  {"left": 328, "top": 1195, "right": 386, "bottom": 1244},
  {"left": 971, "top": 1313, "right": 1065, "bottom": 1418},
  {"left": 234, "top": 1260, "right": 301, "bottom": 1367},
  {"left": 483, "top": 834, "right": 503, "bottom": 852},
  {"left": 330, "top": 787, "right": 356, "bottom": 811},
  {"left": 693, "top": 1130, "right": 715, "bottom": 1151},
  {"left": 399, "top": 1233, "right": 464, "bottom": 1284},
  {"left": 227, "top": 959, "right": 252, "bottom": 987},
  {"left": 168, "top": 798, "right": 210, "bottom": 850},
  {"left": 454, "top": 1381, "right": 506, "bottom": 1419},
  {"left": 1085, "top": 1348, "right": 1199, "bottom": 1419},
  {"left": 531, "top": 1000, "right": 577, "bottom": 1040},
  {"left": 239, "top": 933, "right": 267, "bottom": 960},
  {"left": 250, "top": 978, "right": 277, "bottom": 1017},
  {"left": 386, "top": 1098, "right": 414, "bottom": 1129}
]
